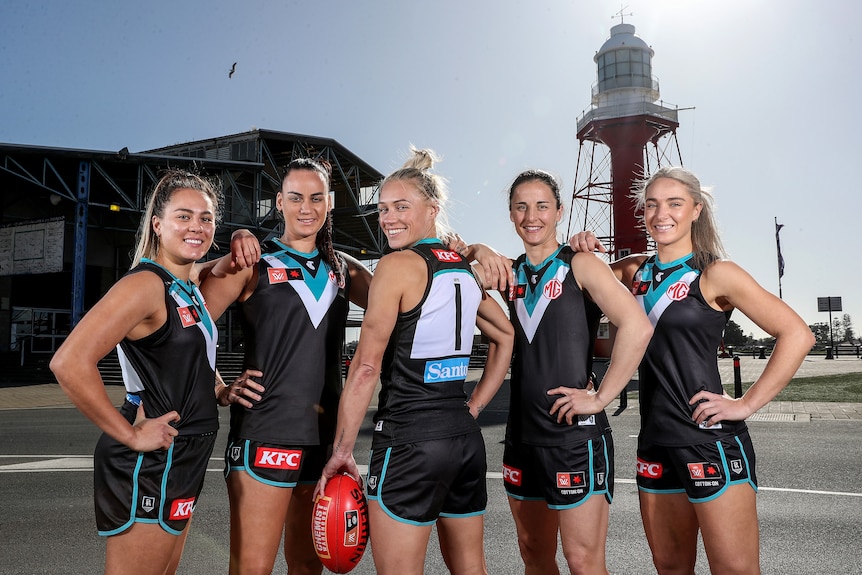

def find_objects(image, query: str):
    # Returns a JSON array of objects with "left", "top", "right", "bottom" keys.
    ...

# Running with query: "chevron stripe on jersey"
[
  {"left": 514, "top": 247, "right": 570, "bottom": 343},
  {"left": 261, "top": 244, "right": 337, "bottom": 329},
  {"left": 633, "top": 254, "right": 699, "bottom": 328}
]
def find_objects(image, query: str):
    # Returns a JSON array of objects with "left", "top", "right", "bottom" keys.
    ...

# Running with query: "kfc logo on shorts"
[
  {"left": 431, "top": 249, "right": 463, "bottom": 262},
  {"left": 543, "top": 279, "right": 563, "bottom": 300},
  {"left": 177, "top": 305, "right": 200, "bottom": 328},
  {"left": 687, "top": 462, "right": 722, "bottom": 480},
  {"left": 666, "top": 281, "right": 690, "bottom": 301},
  {"left": 636, "top": 457, "right": 663, "bottom": 479},
  {"left": 169, "top": 497, "right": 196, "bottom": 520},
  {"left": 255, "top": 447, "right": 302, "bottom": 469},
  {"left": 503, "top": 464, "right": 522, "bottom": 486},
  {"left": 557, "top": 472, "right": 585, "bottom": 489}
]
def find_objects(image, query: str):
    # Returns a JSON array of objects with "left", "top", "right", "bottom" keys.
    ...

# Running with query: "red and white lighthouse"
[{"left": 568, "top": 21, "right": 684, "bottom": 258}]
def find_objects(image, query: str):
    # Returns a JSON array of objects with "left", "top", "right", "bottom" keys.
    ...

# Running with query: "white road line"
[{"left": 3, "top": 458, "right": 861, "bottom": 498}]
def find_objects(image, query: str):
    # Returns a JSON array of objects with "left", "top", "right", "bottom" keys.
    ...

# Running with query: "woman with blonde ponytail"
[{"left": 316, "top": 147, "right": 514, "bottom": 575}]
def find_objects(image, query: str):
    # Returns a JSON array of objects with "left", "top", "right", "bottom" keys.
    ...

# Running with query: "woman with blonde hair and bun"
[
  {"left": 316, "top": 147, "right": 514, "bottom": 574},
  {"left": 570, "top": 166, "right": 814, "bottom": 574}
]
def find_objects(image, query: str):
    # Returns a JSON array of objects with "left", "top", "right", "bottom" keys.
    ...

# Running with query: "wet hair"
[
  {"left": 132, "top": 169, "right": 223, "bottom": 268},
  {"left": 507, "top": 169, "right": 563, "bottom": 209},
  {"left": 631, "top": 166, "right": 727, "bottom": 270},
  {"left": 380, "top": 146, "right": 453, "bottom": 241},
  {"left": 280, "top": 158, "right": 344, "bottom": 287}
]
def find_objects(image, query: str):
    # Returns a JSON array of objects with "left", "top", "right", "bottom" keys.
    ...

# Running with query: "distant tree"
[
  {"left": 722, "top": 319, "right": 748, "bottom": 346},
  {"left": 809, "top": 322, "right": 831, "bottom": 347},
  {"left": 841, "top": 314, "right": 855, "bottom": 342}
]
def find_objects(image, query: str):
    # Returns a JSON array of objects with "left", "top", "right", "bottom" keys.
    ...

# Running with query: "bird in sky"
[{"left": 229, "top": 62, "right": 237, "bottom": 78}]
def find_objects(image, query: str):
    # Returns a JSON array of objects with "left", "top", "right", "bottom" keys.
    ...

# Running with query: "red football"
[{"left": 312, "top": 473, "right": 370, "bottom": 573}]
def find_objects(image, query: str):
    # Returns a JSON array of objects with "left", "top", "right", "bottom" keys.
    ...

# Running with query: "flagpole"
[{"left": 775, "top": 217, "right": 784, "bottom": 299}]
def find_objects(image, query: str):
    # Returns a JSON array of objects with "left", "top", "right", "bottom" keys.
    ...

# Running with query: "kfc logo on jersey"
[
  {"left": 177, "top": 305, "right": 200, "bottom": 328},
  {"left": 169, "top": 497, "right": 196, "bottom": 520},
  {"left": 254, "top": 447, "right": 302, "bottom": 469},
  {"left": 637, "top": 457, "right": 663, "bottom": 479},
  {"left": 557, "top": 472, "right": 585, "bottom": 489},
  {"left": 503, "top": 464, "right": 522, "bottom": 486},
  {"left": 687, "top": 462, "right": 722, "bottom": 480},
  {"left": 431, "top": 249, "right": 463, "bottom": 262},
  {"left": 666, "top": 280, "right": 690, "bottom": 301},
  {"left": 632, "top": 281, "right": 649, "bottom": 296},
  {"left": 543, "top": 279, "right": 563, "bottom": 300}
]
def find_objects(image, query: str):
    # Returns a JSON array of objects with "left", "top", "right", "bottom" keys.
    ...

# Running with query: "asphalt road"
[{"left": 1, "top": 385, "right": 861, "bottom": 574}]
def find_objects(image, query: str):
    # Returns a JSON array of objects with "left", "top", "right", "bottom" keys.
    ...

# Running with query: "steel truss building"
[{"left": 0, "top": 130, "right": 383, "bottom": 356}]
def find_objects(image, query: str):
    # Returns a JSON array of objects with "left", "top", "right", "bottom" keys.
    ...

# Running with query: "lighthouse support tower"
[{"left": 568, "top": 22, "right": 684, "bottom": 259}]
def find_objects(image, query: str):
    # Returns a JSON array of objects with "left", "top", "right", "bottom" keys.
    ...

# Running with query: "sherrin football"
[{"left": 312, "top": 473, "right": 369, "bottom": 573}]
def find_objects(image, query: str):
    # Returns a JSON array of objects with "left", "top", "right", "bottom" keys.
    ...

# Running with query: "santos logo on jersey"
[{"left": 423, "top": 357, "right": 470, "bottom": 383}]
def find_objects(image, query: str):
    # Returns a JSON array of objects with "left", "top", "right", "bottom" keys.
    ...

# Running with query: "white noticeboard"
[{"left": 0, "top": 217, "right": 65, "bottom": 276}]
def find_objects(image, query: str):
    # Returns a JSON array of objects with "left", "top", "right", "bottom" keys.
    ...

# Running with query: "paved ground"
[
  {"left": 1, "top": 355, "right": 860, "bottom": 574},
  {"left": 4, "top": 354, "right": 860, "bottom": 419}
]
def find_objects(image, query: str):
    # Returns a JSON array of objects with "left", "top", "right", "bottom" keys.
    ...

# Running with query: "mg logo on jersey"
[
  {"left": 169, "top": 497, "right": 195, "bottom": 520},
  {"left": 503, "top": 464, "right": 522, "bottom": 486},
  {"left": 543, "top": 279, "right": 563, "bottom": 300},
  {"left": 687, "top": 462, "right": 722, "bottom": 480},
  {"left": 666, "top": 280, "right": 690, "bottom": 301},
  {"left": 637, "top": 457, "right": 663, "bottom": 479},
  {"left": 431, "top": 249, "right": 462, "bottom": 262},
  {"left": 255, "top": 447, "right": 302, "bottom": 469},
  {"left": 423, "top": 357, "right": 470, "bottom": 383},
  {"left": 177, "top": 306, "right": 199, "bottom": 328}
]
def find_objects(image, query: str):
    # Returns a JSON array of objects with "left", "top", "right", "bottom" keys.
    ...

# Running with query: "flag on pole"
[{"left": 775, "top": 220, "right": 785, "bottom": 279}]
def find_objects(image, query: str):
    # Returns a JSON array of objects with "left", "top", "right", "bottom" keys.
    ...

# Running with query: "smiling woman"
[{"left": 49, "top": 169, "right": 224, "bottom": 575}]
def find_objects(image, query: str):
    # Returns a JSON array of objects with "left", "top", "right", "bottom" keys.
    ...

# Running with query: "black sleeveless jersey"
[
  {"left": 634, "top": 254, "right": 745, "bottom": 446},
  {"left": 372, "top": 239, "right": 483, "bottom": 447},
  {"left": 116, "top": 260, "right": 218, "bottom": 436},
  {"left": 506, "top": 246, "right": 607, "bottom": 446},
  {"left": 232, "top": 239, "right": 350, "bottom": 445}
]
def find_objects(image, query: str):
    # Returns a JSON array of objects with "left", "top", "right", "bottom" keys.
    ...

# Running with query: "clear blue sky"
[{"left": 2, "top": 0, "right": 859, "bottom": 339}]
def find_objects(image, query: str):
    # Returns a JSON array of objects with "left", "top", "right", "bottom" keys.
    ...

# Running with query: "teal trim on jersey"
[
  {"left": 268, "top": 241, "right": 332, "bottom": 301},
  {"left": 415, "top": 237, "right": 444, "bottom": 246},
  {"left": 139, "top": 258, "right": 216, "bottom": 337},
  {"left": 516, "top": 246, "right": 568, "bottom": 316},
  {"left": 640, "top": 253, "right": 696, "bottom": 316},
  {"left": 98, "top": 452, "right": 146, "bottom": 537}
]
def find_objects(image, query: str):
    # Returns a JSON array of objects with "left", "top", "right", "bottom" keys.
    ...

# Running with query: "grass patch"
[{"left": 725, "top": 372, "right": 862, "bottom": 403}]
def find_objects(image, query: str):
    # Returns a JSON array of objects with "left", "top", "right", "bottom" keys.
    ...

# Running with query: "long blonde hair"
[
  {"left": 380, "top": 146, "right": 453, "bottom": 241},
  {"left": 131, "top": 169, "right": 223, "bottom": 268},
  {"left": 631, "top": 166, "right": 727, "bottom": 270}
]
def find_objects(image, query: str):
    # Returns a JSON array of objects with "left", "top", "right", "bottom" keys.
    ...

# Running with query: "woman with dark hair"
[
  {"left": 51, "top": 169, "right": 224, "bottom": 575},
  {"left": 200, "top": 158, "right": 372, "bottom": 575},
  {"left": 316, "top": 147, "right": 514, "bottom": 575},
  {"left": 570, "top": 166, "right": 814, "bottom": 574},
  {"left": 468, "top": 169, "right": 651, "bottom": 574}
]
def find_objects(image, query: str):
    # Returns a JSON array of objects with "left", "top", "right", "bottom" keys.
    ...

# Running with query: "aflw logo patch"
[
  {"left": 177, "top": 306, "right": 200, "bottom": 328},
  {"left": 268, "top": 267, "right": 303, "bottom": 284}
]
